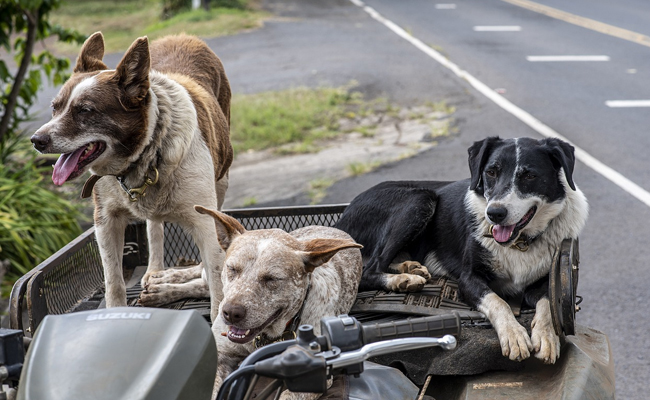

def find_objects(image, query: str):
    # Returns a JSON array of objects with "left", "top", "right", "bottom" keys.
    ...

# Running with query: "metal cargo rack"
[
  {"left": 9, "top": 204, "right": 495, "bottom": 336},
  {"left": 9, "top": 203, "right": 588, "bottom": 387}
]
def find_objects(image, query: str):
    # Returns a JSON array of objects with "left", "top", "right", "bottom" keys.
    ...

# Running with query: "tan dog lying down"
[{"left": 141, "top": 206, "right": 363, "bottom": 399}]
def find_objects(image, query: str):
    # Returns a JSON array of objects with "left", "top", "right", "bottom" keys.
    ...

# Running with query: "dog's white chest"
[{"left": 487, "top": 244, "right": 553, "bottom": 295}]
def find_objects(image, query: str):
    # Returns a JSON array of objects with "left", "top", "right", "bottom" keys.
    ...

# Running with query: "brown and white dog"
[
  {"left": 171, "top": 206, "right": 362, "bottom": 399},
  {"left": 30, "top": 33, "right": 233, "bottom": 319}
]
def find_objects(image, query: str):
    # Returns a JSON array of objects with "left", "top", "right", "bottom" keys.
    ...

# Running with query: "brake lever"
[{"left": 325, "top": 335, "right": 457, "bottom": 370}]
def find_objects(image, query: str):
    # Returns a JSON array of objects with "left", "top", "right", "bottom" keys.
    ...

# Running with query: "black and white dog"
[{"left": 335, "top": 136, "right": 588, "bottom": 364}]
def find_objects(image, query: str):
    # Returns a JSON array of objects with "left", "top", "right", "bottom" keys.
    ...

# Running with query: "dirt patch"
[{"left": 224, "top": 105, "right": 455, "bottom": 207}]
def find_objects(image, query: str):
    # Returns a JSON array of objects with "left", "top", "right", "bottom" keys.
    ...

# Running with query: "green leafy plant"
[
  {"left": 0, "top": 1, "right": 86, "bottom": 289},
  {"left": 0, "top": 136, "right": 82, "bottom": 283},
  {"left": 0, "top": 1, "right": 86, "bottom": 141}
]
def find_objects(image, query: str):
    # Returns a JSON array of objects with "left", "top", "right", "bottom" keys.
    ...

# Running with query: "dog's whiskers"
[{"left": 116, "top": 139, "right": 130, "bottom": 151}]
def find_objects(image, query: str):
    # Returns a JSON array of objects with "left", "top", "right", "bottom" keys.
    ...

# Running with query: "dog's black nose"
[
  {"left": 222, "top": 303, "right": 246, "bottom": 325},
  {"left": 487, "top": 206, "right": 508, "bottom": 224},
  {"left": 31, "top": 134, "right": 51, "bottom": 152}
]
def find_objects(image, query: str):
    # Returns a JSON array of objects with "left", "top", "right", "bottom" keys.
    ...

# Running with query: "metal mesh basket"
[
  {"left": 10, "top": 203, "right": 488, "bottom": 335},
  {"left": 161, "top": 205, "right": 347, "bottom": 268},
  {"left": 9, "top": 205, "right": 348, "bottom": 334},
  {"left": 41, "top": 237, "right": 104, "bottom": 315},
  {"left": 10, "top": 228, "right": 105, "bottom": 335}
]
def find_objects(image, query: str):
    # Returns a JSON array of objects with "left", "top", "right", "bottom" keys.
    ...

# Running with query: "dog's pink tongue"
[
  {"left": 52, "top": 147, "right": 85, "bottom": 186},
  {"left": 493, "top": 224, "right": 516, "bottom": 243}
]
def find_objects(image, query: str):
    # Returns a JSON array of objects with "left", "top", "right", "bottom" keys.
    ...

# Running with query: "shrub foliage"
[
  {"left": 0, "top": 1, "right": 85, "bottom": 284},
  {"left": 0, "top": 137, "right": 82, "bottom": 280}
]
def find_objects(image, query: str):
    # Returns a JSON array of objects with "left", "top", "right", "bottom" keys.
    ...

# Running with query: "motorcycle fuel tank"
[{"left": 17, "top": 307, "right": 217, "bottom": 400}]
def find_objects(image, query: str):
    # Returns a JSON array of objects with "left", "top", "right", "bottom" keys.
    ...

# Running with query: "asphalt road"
[
  {"left": 24, "top": 0, "right": 648, "bottom": 397},
  {"left": 210, "top": 0, "right": 648, "bottom": 397}
]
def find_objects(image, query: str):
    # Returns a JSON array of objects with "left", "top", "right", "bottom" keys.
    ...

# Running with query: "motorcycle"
[
  {"left": 3, "top": 310, "right": 460, "bottom": 400},
  {"left": 5, "top": 205, "right": 615, "bottom": 399}
]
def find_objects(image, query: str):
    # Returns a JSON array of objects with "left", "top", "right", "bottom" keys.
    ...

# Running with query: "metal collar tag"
[{"left": 117, "top": 167, "right": 159, "bottom": 202}]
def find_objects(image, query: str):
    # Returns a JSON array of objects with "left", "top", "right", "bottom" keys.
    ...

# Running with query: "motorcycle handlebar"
[
  {"left": 361, "top": 312, "right": 461, "bottom": 345},
  {"left": 224, "top": 313, "right": 462, "bottom": 400}
]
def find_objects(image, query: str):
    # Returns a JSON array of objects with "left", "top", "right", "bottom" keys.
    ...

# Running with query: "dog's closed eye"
[{"left": 261, "top": 275, "right": 282, "bottom": 286}]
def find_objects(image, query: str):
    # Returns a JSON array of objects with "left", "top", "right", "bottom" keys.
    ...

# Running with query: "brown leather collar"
[
  {"left": 81, "top": 174, "right": 102, "bottom": 199},
  {"left": 80, "top": 166, "right": 159, "bottom": 202}
]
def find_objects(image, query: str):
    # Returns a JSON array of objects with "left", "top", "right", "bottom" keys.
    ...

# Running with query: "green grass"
[
  {"left": 51, "top": 0, "right": 267, "bottom": 53},
  {"left": 430, "top": 119, "right": 451, "bottom": 137},
  {"left": 230, "top": 87, "right": 362, "bottom": 156},
  {"left": 307, "top": 178, "right": 334, "bottom": 205},
  {"left": 427, "top": 100, "right": 456, "bottom": 115},
  {"left": 230, "top": 87, "right": 456, "bottom": 157},
  {"left": 275, "top": 142, "right": 321, "bottom": 155},
  {"left": 144, "top": 7, "right": 264, "bottom": 38},
  {"left": 346, "top": 161, "right": 382, "bottom": 176}
]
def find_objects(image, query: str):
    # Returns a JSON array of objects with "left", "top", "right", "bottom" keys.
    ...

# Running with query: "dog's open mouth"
[
  {"left": 225, "top": 309, "right": 282, "bottom": 344},
  {"left": 492, "top": 206, "right": 537, "bottom": 244},
  {"left": 52, "top": 141, "right": 106, "bottom": 186}
]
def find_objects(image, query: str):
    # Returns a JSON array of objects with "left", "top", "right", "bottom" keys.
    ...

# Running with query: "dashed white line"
[
  {"left": 349, "top": 0, "right": 650, "bottom": 208},
  {"left": 527, "top": 55, "right": 610, "bottom": 62},
  {"left": 474, "top": 26, "right": 522, "bottom": 31},
  {"left": 435, "top": 4, "right": 457, "bottom": 9},
  {"left": 606, "top": 100, "right": 650, "bottom": 108}
]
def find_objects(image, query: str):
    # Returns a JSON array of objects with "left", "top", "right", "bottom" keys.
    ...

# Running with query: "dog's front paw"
[
  {"left": 496, "top": 321, "right": 533, "bottom": 362},
  {"left": 531, "top": 314, "right": 561, "bottom": 364},
  {"left": 385, "top": 273, "right": 427, "bottom": 292},
  {"left": 144, "top": 273, "right": 167, "bottom": 289},
  {"left": 140, "top": 270, "right": 162, "bottom": 290},
  {"left": 138, "top": 283, "right": 172, "bottom": 307},
  {"left": 141, "top": 265, "right": 203, "bottom": 289},
  {"left": 396, "top": 261, "right": 432, "bottom": 280},
  {"left": 138, "top": 293, "right": 167, "bottom": 307}
]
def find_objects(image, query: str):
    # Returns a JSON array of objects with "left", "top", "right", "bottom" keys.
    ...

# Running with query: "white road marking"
[
  {"left": 435, "top": 4, "right": 457, "bottom": 9},
  {"left": 474, "top": 26, "right": 522, "bottom": 31},
  {"left": 527, "top": 55, "right": 610, "bottom": 62},
  {"left": 349, "top": 0, "right": 650, "bottom": 208},
  {"left": 605, "top": 100, "right": 650, "bottom": 108}
]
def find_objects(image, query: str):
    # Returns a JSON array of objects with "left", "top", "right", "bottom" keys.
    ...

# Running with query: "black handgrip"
[{"left": 361, "top": 312, "right": 461, "bottom": 344}]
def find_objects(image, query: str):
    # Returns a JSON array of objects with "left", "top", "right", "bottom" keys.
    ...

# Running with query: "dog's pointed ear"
[
  {"left": 468, "top": 136, "right": 500, "bottom": 193},
  {"left": 74, "top": 32, "right": 107, "bottom": 73},
  {"left": 300, "top": 239, "right": 362, "bottom": 273},
  {"left": 545, "top": 138, "right": 577, "bottom": 191},
  {"left": 115, "top": 36, "right": 150, "bottom": 108},
  {"left": 195, "top": 205, "right": 246, "bottom": 250}
]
